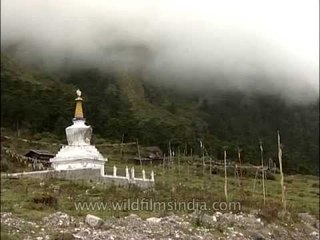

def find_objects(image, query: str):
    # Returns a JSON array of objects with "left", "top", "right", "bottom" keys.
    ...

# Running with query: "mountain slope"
[{"left": 1, "top": 54, "right": 319, "bottom": 174}]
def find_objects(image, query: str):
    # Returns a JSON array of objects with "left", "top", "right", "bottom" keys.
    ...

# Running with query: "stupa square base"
[{"left": 50, "top": 145, "right": 106, "bottom": 171}]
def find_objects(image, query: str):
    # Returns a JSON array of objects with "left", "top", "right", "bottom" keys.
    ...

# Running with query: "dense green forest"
[{"left": 1, "top": 55, "right": 319, "bottom": 175}]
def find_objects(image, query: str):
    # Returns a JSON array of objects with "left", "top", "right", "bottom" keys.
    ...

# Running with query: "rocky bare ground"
[{"left": 1, "top": 211, "right": 319, "bottom": 240}]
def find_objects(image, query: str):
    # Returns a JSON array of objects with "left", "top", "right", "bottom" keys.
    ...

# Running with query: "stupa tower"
[
  {"left": 74, "top": 89, "right": 84, "bottom": 119},
  {"left": 50, "top": 89, "right": 107, "bottom": 170}
]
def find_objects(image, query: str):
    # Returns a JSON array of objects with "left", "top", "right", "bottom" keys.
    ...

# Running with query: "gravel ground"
[{"left": 1, "top": 211, "right": 319, "bottom": 240}]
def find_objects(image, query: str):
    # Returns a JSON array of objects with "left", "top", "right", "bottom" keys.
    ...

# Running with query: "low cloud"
[{"left": 1, "top": 0, "right": 319, "bottom": 103}]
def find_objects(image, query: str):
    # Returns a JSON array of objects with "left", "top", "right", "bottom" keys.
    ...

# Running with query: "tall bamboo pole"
[
  {"left": 199, "top": 140, "right": 205, "bottom": 175},
  {"left": 237, "top": 147, "right": 243, "bottom": 188},
  {"left": 184, "top": 143, "right": 187, "bottom": 158},
  {"left": 187, "top": 159, "right": 190, "bottom": 180},
  {"left": 277, "top": 130, "right": 286, "bottom": 211},
  {"left": 178, "top": 147, "right": 181, "bottom": 177},
  {"left": 235, "top": 165, "right": 240, "bottom": 186},
  {"left": 209, "top": 157, "right": 212, "bottom": 179},
  {"left": 260, "top": 141, "right": 266, "bottom": 205},
  {"left": 224, "top": 148, "right": 228, "bottom": 202},
  {"left": 136, "top": 138, "right": 142, "bottom": 167},
  {"left": 168, "top": 141, "right": 172, "bottom": 166}
]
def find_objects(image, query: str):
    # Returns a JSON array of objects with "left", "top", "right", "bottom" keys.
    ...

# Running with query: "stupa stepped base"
[{"left": 50, "top": 145, "right": 106, "bottom": 171}]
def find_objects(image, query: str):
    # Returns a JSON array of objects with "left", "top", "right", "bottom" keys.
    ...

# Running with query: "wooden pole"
[
  {"left": 168, "top": 141, "right": 172, "bottom": 166},
  {"left": 209, "top": 157, "right": 212, "bottom": 179},
  {"left": 235, "top": 164, "right": 241, "bottom": 187},
  {"left": 237, "top": 147, "right": 243, "bottom": 187},
  {"left": 260, "top": 141, "right": 266, "bottom": 205},
  {"left": 202, "top": 143, "right": 205, "bottom": 174},
  {"left": 224, "top": 149, "right": 228, "bottom": 202},
  {"left": 187, "top": 159, "right": 190, "bottom": 181},
  {"left": 172, "top": 147, "right": 175, "bottom": 167},
  {"left": 277, "top": 130, "right": 286, "bottom": 211},
  {"left": 190, "top": 147, "right": 193, "bottom": 181},
  {"left": 178, "top": 147, "right": 181, "bottom": 177},
  {"left": 199, "top": 140, "right": 205, "bottom": 176},
  {"left": 268, "top": 158, "right": 271, "bottom": 170},
  {"left": 136, "top": 138, "right": 142, "bottom": 168}
]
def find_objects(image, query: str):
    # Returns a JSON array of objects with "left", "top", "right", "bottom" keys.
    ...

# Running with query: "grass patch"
[
  {"left": 1, "top": 224, "right": 21, "bottom": 240},
  {"left": 1, "top": 139, "right": 319, "bottom": 223},
  {"left": 1, "top": 162, "right": 319, "bottom": 224}
]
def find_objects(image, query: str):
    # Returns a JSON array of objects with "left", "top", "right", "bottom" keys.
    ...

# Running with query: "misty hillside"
[{"left": 1, "top": 54, "right": 319, "bottom": 175}]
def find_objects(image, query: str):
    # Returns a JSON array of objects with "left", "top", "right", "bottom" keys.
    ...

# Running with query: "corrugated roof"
[{"left": 25, "top": 149, "right": 54, "bottom": 156}]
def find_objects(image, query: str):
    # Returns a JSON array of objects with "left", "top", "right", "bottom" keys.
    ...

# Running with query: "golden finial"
[
  {"left": 76, "top": 89, "right": 81, "bottom": 96},
  {"left": 74, "top": 89, "right": 84, "bottom": 119},
  {"left": 75, "top": 89, "right": 83, "bottom": 101}
]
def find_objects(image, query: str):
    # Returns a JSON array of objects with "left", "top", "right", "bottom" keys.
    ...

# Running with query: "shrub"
[
  {"left": 265, "top": 171, "right": 276, "bottom": 180},
  {"left": 33, "top": 192, "right": 58, "bottom": 208}
]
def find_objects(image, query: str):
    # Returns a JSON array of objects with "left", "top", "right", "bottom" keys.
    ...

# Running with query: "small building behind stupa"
[
  {"left": 6, "top": 89, "right": 155, "bottom": 189},
  {"left": 50, "top": 89, "right": 107, "bottom": 170}
]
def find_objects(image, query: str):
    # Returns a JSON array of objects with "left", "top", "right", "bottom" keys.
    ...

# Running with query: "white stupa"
[{"left": 50, "top": 89, "right": 107, "bottom": 170}]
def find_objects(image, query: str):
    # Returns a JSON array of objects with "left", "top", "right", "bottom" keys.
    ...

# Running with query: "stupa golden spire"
[{"left": 74, "top": 89, "right": 84, "bottom": 119}]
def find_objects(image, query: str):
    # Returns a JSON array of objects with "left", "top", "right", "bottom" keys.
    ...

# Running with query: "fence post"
[
  {"left": 113, "top": 166, "right": 117, "bottom": 177},
  {"left": 125, "top": 166, "right": 130, "bottom": 179},
  {"left": 131, "top": 167, "right": 135, "bottom": 180},
  {"left": 142, "top": 169, "right": 146, "bottom": 180}
]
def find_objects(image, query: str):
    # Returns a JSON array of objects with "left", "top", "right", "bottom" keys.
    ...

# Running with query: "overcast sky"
[{"left": 1, "top": 0, "right": 319, "bottom": 104}]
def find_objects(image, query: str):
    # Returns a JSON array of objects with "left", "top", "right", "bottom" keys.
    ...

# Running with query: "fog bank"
[{"left": 1, "top": 0, "right": 319, "bottom": 103}]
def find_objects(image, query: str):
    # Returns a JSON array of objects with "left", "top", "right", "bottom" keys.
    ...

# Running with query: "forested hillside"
[{"left": 1, "top": 54, "right": 319, "bottom": 174}]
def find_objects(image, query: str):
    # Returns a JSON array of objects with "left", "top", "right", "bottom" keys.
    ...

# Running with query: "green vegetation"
[
  {"left": 1, "top": 162, "right": 319, "bottom": 222},
  {"left": 1, "top": 133, "right": 318, "bottom": 237},
  {"left": 1, "top": 224, "right": 20, "bottom": 240},
  {"left": 1, "top": 54, "right": 319, "bottom": 174},
  {"left": 1, "top": 136, "right": 319, "bottom": 220}
]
